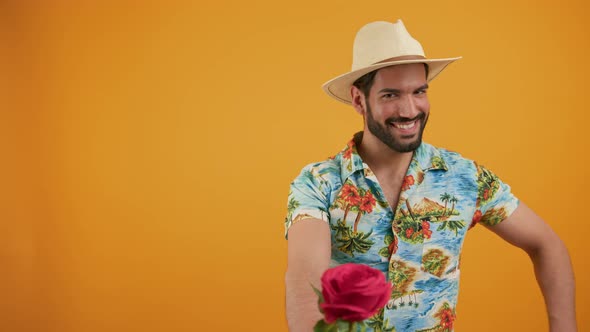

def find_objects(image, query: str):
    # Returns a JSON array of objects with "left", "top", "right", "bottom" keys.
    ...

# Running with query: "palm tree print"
[
  {"left": 287, "top": 196, "right": 300, "bottom": 221},
  {"left": 392, "top": 199, "right": 435, "bottom": 244},
  {"left": 365, "top": 309, "right": 397, "bottom": 332},
  {"left": 330, "top": 219, "right": 349, "bottom": 239},
  {"left": 353, "top": 190, "right": 376, "bottom": 233},
  {"left": 476, "top": 164, "right": 500, "bottom": 205},
  {"left": 331, "top": 181, "right": 377, "bottom": 257},
  {"left": 436, "top": 219, "right": 466, "bottom": 236},
  {"left": 335, "top": 182, "right": 361, "bottom": 222},
  {"left": 449, "top": 196, "right": 458, "bottom": 215},
  {"left": 439, "top": 193, "right": 451, "bottom": 215},
  {"left": 336, "top": 230, "right": 375, "bottom": 257}
]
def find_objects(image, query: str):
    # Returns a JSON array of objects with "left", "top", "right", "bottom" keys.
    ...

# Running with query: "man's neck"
[{"left": 356, "top": 133, "right": 414, "bottom": 178}]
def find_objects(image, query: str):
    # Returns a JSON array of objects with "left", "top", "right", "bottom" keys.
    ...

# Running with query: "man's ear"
[{"left": 350, "top": 86, "right": 366, "bottom": 116}]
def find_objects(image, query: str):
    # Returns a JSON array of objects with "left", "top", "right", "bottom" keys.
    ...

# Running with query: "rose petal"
[
  {"left": 320, "top": 303, "right": 373, "bottom": 322},
  {"left": 319, "top": 263, "right": 392, "bottom": 323}
]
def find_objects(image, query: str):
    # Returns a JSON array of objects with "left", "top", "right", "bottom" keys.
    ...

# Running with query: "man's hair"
[{"left": 352, "top": 63, "right": 430, "bottom": 98}]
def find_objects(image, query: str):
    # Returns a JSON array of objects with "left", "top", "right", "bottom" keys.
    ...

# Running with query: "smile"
[{"left": 391, "top": 121, "right": 417, "bottom": 129}]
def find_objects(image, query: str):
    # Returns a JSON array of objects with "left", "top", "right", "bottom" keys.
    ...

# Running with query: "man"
[{"left": 284, "top": 20, "right": 576, "bottom": 331}]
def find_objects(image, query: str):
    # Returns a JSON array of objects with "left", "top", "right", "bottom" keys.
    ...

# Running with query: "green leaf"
[
  {"left": 310, "top": 282, "right": 325, "bottom": 313},
  {"left": 314, "top": 319, "right": 336, "bottom": 332},
  {"left": 336, "top": 319, "right": 351, "bottom": 331},
  {"left": 384, "top": 234, "right": 393, "bottom": 245},
  {"left": 310, "top": 283, "right": 323, "bottom": 302},
  {"left": 378, "top": 247, "right": 389, "bottom": 258}
]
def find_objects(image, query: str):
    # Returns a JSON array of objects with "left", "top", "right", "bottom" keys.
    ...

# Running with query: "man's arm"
[
  {"left": 286, "top": 218, "right": 331, "bottom": 332},
  {"left": 488, "top": 203, "right": 577, "bottom": 332}
]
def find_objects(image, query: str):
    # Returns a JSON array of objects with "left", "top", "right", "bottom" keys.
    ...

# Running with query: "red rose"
[
  {"left": 320, "top": 263, "right": 392, "bottom": 323},
  {"left": 405, "top": 227, "right": 414, "bottom": 238}
]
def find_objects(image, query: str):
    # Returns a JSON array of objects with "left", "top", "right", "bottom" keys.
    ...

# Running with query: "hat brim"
[{"left": 322, "top": 57, "right": 462, "bottom": 105}]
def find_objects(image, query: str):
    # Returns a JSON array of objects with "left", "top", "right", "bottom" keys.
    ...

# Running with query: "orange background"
[{"left": 1, "top": 1, "right": 588, "bottom": 331}]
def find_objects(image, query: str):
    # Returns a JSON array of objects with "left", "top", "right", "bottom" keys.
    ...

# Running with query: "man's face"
[{"left": 362, "top": 64, "right": 430, "bottom": 153}]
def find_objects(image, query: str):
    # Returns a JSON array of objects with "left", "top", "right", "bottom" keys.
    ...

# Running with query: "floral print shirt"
[{"left": 285, "top": 133, "right": 519, "bottom": 332}]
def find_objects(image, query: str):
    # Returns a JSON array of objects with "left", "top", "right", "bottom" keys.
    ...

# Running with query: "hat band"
[
  {"left": 374, "top": 54, "right": 426, "bottom": 64},
  {"left": 353, "top": 55, "right": 427, "bottom": 71}
]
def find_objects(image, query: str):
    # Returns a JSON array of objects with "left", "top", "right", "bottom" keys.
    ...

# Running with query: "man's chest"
[{"left": 326, "top": 168, "right": 479, "bottom": 266}]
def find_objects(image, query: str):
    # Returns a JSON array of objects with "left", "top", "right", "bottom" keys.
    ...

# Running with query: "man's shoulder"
[
  {"left": 423, "top": 142, "right": 477, "bottom": 169},
  {"left": 296, "top": 155, "right": 343, "bottom": 181}
]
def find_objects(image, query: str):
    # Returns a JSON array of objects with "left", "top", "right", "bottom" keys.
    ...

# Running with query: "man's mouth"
[{"left": 391, "top": 121, "right": 417, "bottom": 130}]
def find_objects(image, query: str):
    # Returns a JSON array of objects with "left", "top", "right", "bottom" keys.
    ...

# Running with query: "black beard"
[{"left": 365, "top": 102, "right": 428, "bottom": 153}]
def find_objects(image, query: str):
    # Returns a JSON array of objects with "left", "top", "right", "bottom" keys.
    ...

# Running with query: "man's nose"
[{"left": 398, "top": 95, "right": 419, "bottom": 118}]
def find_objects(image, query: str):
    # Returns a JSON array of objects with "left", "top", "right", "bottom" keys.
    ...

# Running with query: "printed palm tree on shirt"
[
  {"left": 286, "top": 196, "right": 300, "bottom": 222},
  {"left": 334, "top": 181, "right": 377, "bottom": 228},
  {"left": 335, "top": 182, "right": 360, "bottom": 222},
  {"left": 436, "top": 195, "right": 465, "bottom": 236},
  {"left": 365, "top": 308, "right": 396, "bottom": 332},
  {"left": 476, "top": 164, "right": 500, "bottom": 204},
  {"left": 437, "top": 219, "right": 466, "bottom": 236},
  {"left": 448, "top": 196, "right": 458, "bottom": 215},
  {"left": 332, "top": 182, "right": 377, "bottom": 256},
  {"left": 440, "top": 193, "right": 451, "bottom": 216},
  {"left": 330, "top": 219, "right": 350, "bottom": 239},
  {"left": 336, "top": 230, "right": 375, "bottom": 257},
  {"left": 353, "top": 190, "right": 377, "bottom": 233},
  {"left": 331, "top": 219, "right": 367, "bottom": 256}
]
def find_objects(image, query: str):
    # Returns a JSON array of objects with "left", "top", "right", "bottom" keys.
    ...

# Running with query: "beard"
[{"left": 365, "top": 101, "right": 428, "bottom": 153}]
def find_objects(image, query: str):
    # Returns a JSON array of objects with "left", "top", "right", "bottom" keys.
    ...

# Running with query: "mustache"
[{"left": 386, "top": 112, "right": 426, "bottom": 124}]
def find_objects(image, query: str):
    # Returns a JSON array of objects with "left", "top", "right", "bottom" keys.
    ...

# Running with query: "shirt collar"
[{"left": 338, "top": 132, "right": 448, "bottom": 181}]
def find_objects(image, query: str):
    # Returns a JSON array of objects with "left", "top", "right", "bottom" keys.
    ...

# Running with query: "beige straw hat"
[{"left": 322, "top": 19, "right": 461, "bottom": 104}]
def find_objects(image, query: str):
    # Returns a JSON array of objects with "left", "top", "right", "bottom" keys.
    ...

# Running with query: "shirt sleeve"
[
  {"left": 473, "top": 163, "right": 520, "bottom": 227},
  {"left": 285, "top": 165, "right": 331, "bottom": 239}
]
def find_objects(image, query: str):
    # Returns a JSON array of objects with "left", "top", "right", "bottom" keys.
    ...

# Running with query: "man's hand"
[
  {"left": 285, "top": 219, "right": 331, "bottom": 332},
  {"left": 489, "top": 203, "right": 577, "bottom": 332}
]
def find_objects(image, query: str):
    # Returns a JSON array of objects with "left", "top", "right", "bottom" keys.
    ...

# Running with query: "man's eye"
[
  {"left": 382, "top": 93, "right": 396, "bottom": 99},
  {"left": 416, "top": 89, "right": 427, "bottom": 95}
]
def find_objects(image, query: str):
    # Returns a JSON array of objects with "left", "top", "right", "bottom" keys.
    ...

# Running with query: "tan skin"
[{"left": 286, "top": 64, "right": 576, "bottom": 332}]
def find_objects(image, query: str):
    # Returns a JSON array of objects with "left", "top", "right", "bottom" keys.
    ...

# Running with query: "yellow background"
[{"left": 1, "top": 1, "right": 588, "bottom": 331}]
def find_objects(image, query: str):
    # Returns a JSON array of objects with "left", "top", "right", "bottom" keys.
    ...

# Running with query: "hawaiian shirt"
[{"left": 285, "top": 132, "right": 519, "bottom": 332}]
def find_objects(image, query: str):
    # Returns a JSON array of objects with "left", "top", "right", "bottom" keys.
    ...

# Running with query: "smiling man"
[{"left": 284, "top": 20, "right": 576, "bottom": 332}]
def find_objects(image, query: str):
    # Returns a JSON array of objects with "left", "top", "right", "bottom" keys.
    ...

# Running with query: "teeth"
[{"left": 393, "top": 121, "right": 416, "bottom": 129}]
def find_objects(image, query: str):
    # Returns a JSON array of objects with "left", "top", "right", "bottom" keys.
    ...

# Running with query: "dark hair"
[
  {"left": 352, "top": 63, "right": 430, "bottom": 98},
  {"left": 352, "top": 70, "right": 378, "bottom": 98}
]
